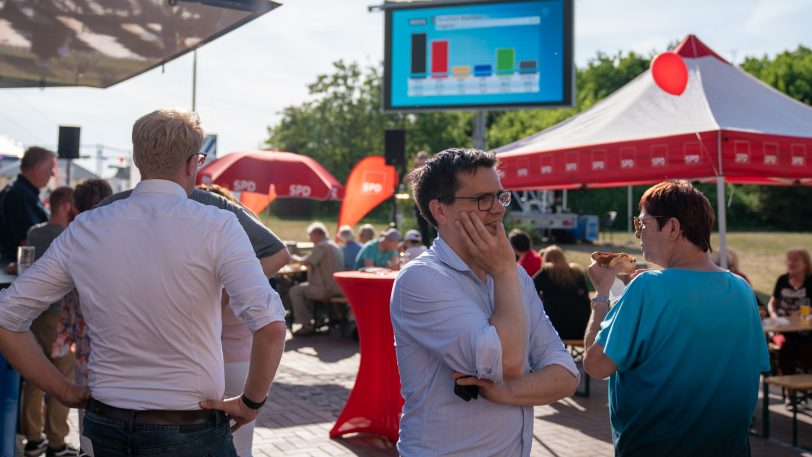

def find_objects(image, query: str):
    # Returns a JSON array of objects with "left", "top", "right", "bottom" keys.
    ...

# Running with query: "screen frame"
[{"left": 382, "top": 0, "right": 574, "bottom": 112}]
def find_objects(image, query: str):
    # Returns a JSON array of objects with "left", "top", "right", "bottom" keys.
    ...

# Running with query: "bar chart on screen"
[{"left": 385, "top": 0, "right": 572, "bottom": 110}]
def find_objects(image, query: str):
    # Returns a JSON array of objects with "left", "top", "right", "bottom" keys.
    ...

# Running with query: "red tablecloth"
[{"left": 330, "top": 271, "right": 403, "bottom": 443}]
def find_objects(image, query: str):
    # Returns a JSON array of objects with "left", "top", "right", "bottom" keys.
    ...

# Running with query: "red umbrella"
[{"left": 197, "top": 151, "right": 344, "bottom": 201}]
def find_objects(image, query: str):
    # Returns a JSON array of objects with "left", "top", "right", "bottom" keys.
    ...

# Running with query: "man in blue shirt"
[
  {"left": 584, "top": 180, "right": 770, "bottom": 456},
  {"left": 391, "top": 148, "right": 578, "bottom": 456},
  {"left": 354, "top": 227, "right": 400, "bottom": 270},
  {"left": 337, "top": 225, "right": 362, "bottom": 271}
]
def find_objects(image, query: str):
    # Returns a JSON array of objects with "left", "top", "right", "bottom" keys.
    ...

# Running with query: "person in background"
[
  {"left": 403, "top": 229, "right": 427, "bottom": 262},
  {"left": 0, "top": 108, "right": 287, "bottom": 456},
  {"left": 195, "top": 183, "right": 288, "bottom": 457},
  {"left": 711, "top": 248, "right": 766, "bottom": 318},
  {"left": 767, "top": 247, "right": 812, "bottom": 376},
  {"left": 509, "top": 229, "right": 541, "bottom": 277},
  {"left": 407, "top": 151, "right": 435, "bottom": 247},
  {"left": 392, "top": 148, "right": 578, "bottom": 456},
  {"left": 354, "top": 227, "right": 400, "bottom": 270},
  {"left": 20, "top": 186, "right": 77, "bottom": 457},
  {"left": 533, "top": 245, "right": 590, "bottom": 341},
  {"left": 0, "top": 146, "right": 56, "bottom": 263},
  {"left": 357, "top": 224, "right": 376, "bottom": 245},
  {"left": 289, "top": 222, "right": 344, "bottom": 336},
  {"left": 50, "top": 179, "right": 113, "bottom": 443},
  {"left": 337, "top": 225, "right": 362, "bottom": 271},
  {"left": 584, "top": 180, "right": 769, "bottom": 456}
]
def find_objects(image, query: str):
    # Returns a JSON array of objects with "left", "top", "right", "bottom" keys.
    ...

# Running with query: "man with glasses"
[
  {"left": 583, "top": 180, "right": 769, "bottom": 456},
  {"left": 391, "top": 148, "right": 578, "bottom": 456},
  {"left": 0, "top": 109, "right": 287, "bottom": 456}
]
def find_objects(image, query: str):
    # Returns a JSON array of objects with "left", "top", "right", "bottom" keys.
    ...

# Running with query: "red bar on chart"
[{"left": 431, "top": 40, "right": 448, "bottom": 76}]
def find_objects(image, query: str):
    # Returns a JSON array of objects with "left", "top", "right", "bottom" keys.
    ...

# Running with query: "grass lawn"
[
  {"left": 547, "top": 231, "right": 810, "bottom": 299},
  {"left": 259, "top": 214, "right": 807, "bottom": 299}
]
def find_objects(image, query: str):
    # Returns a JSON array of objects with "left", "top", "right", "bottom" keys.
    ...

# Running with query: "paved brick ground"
[{"left": 35, "top": 332, "right": 812, "bottom": 456}]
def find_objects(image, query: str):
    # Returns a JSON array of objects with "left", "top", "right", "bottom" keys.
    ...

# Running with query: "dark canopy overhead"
[{"left": 0, "top": 0, "right": 280, "bottom": 88}]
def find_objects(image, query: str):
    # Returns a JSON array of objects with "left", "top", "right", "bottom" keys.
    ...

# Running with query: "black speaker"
[
  {"left": 384, "top": 129, "right": 405, "bottom": 166},
  {"left": 57, "top": 126, "right": 80, "bottom": 159}
]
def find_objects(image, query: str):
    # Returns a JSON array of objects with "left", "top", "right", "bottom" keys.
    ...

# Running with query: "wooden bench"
[
  {"left": 762, "top": 374, "right": 812, "bottom": 447},
  {"left": 562, "top": 339, "right": 590, "bottom": 398}
]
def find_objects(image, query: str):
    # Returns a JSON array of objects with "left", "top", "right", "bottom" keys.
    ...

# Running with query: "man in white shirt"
[{"left": 0, "top": 109, "right": 287, "bottom": 456}]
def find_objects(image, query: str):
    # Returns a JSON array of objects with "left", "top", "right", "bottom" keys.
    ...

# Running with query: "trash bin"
[{"left": 0, "top": 354, "right": 19, "bottom": 457}]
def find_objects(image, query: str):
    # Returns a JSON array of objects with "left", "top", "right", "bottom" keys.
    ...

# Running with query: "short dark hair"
[
  {"left": 74, "top": 179, "right": 113, "bottom": 214},
  {"left": 20, "top": 146, "right": 56, "bottom": 172},
  {"left": 48, "top": 187, "right": 74, "bottom": 210},
  {"left": 639, "top": 180, "right": 714, "bottom": 252},
  {"left": 509, "top": 229, "right": 532, "bottom": 252},
  {"left": 408, "top": 148, "right": 498, "bottom": 227}
]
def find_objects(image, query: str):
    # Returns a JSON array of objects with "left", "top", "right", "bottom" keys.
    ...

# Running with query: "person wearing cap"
[
  {"left": 403, "top": 229, "right": 427, "bottom": 262},
  {"left": 337, "top": 225, "right": 362, "bottom": 271},
  {"left": 354, "top": 227, "right": 400, "bottom": 270}
]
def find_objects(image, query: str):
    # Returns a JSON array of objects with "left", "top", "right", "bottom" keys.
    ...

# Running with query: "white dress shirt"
[
  {"left": 0, "top": 180, "right": 285, "bottom": 410},
  {"left": 391, "top": 236, "right": 579, "bottom": 457}
]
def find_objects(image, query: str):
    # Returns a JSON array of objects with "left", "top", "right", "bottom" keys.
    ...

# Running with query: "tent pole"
[
  {"left": 627, "top": 185, "right": 632, "bottom": 243},
  {"left": 716, "top": 131, "right": 728, "bottom": 269}
]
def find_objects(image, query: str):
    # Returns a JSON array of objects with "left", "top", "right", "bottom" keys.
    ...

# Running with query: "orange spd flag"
[{"left": 338, "top": 156, "right": 399, "bottom": 229}]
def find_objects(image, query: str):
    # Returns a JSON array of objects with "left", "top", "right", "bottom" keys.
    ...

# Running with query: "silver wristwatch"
[{"left": 590, "top": 295, "right": 610, "bottom": 308}]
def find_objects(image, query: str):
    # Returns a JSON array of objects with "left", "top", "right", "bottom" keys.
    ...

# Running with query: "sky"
[{"left": 1, "top": 0, "right": 811, "bottom": 176}]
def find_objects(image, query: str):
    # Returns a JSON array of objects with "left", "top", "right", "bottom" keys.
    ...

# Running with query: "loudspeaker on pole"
[
  {"left": 57, "top": 126, "right": 81, "bottom": 160},
  {"left": 384, "top": 129, "right": 405, "bottom": 166}
]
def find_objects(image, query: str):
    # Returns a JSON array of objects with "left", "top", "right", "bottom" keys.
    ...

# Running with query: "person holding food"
[{"left": 583, "top": 180, "right": 770, "bottom": 456}]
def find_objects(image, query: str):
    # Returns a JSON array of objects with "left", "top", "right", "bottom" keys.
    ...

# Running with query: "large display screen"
[{"left": 383, "top": 0, "right": 573, "bottom": 112}]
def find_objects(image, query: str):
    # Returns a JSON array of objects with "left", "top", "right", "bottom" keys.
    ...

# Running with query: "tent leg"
[
  {"left": 715, "top": 176, "right": 728, "bottom": 269},
  {"left": 627, "top": 186, "right": 632, "bottom": 244}
]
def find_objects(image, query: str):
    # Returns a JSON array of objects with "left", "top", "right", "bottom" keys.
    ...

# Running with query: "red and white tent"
[{"left": 494, "top": 35, "right": 812, "bottom": 263}]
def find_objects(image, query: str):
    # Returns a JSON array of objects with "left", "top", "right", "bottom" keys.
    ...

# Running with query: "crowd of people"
[{"left": 0, "top": 118, "right": 809, "bottom": 456}]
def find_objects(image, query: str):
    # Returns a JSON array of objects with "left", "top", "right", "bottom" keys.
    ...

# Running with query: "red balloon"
[{"left": 651, "top": 52, "right": 688, "bottom": 96}]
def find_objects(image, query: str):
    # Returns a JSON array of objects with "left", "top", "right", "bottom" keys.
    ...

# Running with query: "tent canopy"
[
  {"left": 495, "top": 35, "right": 812, "bottom": 190},
  {"left": 0, "top": 0, "right": 280, "bottom": 88},
  {"left": 197, "top": 151, "right": 344, "bottom": 201}
]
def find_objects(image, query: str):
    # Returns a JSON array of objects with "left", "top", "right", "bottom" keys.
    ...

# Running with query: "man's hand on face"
[{"left": 457, "top": 211, "right": 516, "bottom": 277}]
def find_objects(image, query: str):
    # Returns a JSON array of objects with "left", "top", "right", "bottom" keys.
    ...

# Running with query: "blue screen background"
[{"left": 389, "top": 0, "right": 566, "bottom": 109}]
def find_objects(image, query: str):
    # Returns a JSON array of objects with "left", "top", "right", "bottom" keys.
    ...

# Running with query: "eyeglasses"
[
  {"left": 452, "top": 190, "right": 511, "bottom": 211},
  {"left": 188, "top": 152, "right": 207, "bottom": 167},
  {"left": 633, "top": 215, "right": 668, "bottom": 232}
]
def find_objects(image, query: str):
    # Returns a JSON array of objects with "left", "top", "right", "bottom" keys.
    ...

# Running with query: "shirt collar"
[
  {"left": 131, "top": 179, "right": 188, "bottom": 199},
  {"left": 431, "top": 236, "right": 474, "bottom": 274},
  {"left": 14, "top": 174, "right": 38, "bottom": 194}
]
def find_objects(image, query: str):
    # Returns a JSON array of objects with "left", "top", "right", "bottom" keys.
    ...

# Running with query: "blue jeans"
[{"left": 81, "top": 410, "right": 237, "bottom": 457}]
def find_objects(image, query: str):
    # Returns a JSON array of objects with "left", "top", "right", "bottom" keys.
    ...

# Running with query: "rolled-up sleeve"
[
  {"left": 216, "top": 215, "right": 285, "bottom": 332},
  {"left": 0, "top": 229, "right": 75, "bottom": 331},
  {"left": 391, "top": 266, "right": 503, "bottom": 383},
  {"left": 525, "top": 274, "right": 579, "bottom": 379}
]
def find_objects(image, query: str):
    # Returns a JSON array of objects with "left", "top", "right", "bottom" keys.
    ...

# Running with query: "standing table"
[{"left": 330, "top": 271, "right": 403, "bottom": 443}]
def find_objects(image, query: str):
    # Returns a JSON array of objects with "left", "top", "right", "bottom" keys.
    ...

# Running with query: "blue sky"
[{"left": 1, "top": 0, "right": 810, "bottom": 174}]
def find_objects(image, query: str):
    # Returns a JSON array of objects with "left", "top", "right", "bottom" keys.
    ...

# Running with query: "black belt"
[{"left": 86, "top": 398, "right": 225, "bottom": 426}]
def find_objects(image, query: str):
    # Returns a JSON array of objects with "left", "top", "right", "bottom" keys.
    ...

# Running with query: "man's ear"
[
  {"left": 185, "top": 157, "right": 196, "bottom": 177},
  {"left": 429, "top": 199, "right": 446, "bottom": 225},
  {"left": 666, "top": 217, "right": 682, "bottom": 242}
]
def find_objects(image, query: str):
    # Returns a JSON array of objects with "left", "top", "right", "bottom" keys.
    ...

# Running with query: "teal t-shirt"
[
  {"left": 595, "top": 269, "right": 770, "bottom": 457},
  {"left": 354, "top": 239, "right": 397, "bottom": 270}
]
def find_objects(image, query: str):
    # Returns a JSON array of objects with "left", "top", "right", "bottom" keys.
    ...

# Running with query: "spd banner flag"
[{"left": 338, "top": 156, "right": 398, "bottom": 230}]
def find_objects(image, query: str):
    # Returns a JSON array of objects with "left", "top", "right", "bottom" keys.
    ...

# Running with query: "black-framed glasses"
[
  {"left": 453, "top": 190, "right": 512, "bottom": 211},
  {"left": 188, "top": 152, "right": 207, "bottom": 167},
  {"left": 633, "top": 215, "right": 668, "bottom": 232}
]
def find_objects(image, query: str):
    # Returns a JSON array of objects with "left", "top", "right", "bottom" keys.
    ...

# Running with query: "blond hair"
[
  {"left": 132, "top": 109, "right": 204, "bottom": 178},
  {"left": 541, "top": 245, "right": 581, "bottom": 287},
  {"left": 787, "top": 247, "right": 812, "bottom": 277}
]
